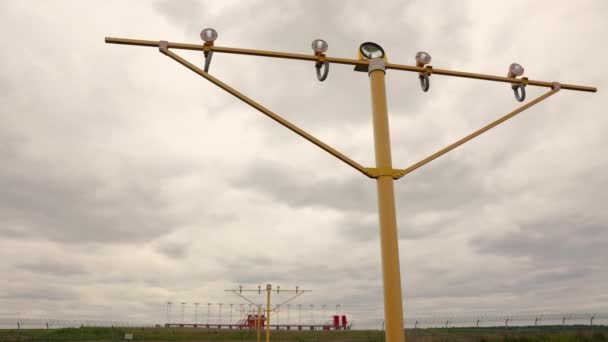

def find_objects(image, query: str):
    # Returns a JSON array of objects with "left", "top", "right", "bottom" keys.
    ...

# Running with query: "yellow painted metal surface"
[
  {"left": 369, "top": 65, "right": 406, "bottom": 342},
  {"left": 105, "top": 37, "right": 596, "bottom": 92}
]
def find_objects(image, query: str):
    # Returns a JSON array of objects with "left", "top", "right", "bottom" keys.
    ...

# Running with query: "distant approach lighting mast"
[
  {"left": 218, "top": 303, "right": 223, "bottom": 324},
  {"left": 207, "top": 303, "right": 212, "bottom": 324},
  {"left": 287, "top": 304, "right": 291, "bottom": 324},
  {"left": 225, "top": 285, "right": 310, "bottom": 342},
  {"left": 322, "top": 304, "right": 326, "bottom": 322},
  {"left": 310, "top": 304, "right": 314, "bottom": 324},
  {"left": 230, "top": 304, "right": 234, "bottom": 324},
  {"left": 194, "top": 302, "right": 200, "bottom": 324},
  {"left": 106, "top": 28, "right": 597, "bottom": 342},
  {"left": 166, "top": 301, "right": 172, "bottom": 324},
  {"left": 180, "top": 302, "right": 186, "bottom": 323},
  {"left": 298, "top": 304, "right": 302, "bottom": 323}
]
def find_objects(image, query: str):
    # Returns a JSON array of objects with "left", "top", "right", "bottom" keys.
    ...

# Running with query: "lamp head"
[
  {"left": 311, "top": 39, "right": 328, "bottom": 55},
  {"left": 508, "top": 63, "right": 524, "bottom": 78},
  {"left": 200, "top": 28, "right": 218, "bottom": 43},
  {"left": 359, "top": 42, "right": 386, "bottom": 60},
  {"left": 415, "top": 51, "right": 432, "bottom": 67}
]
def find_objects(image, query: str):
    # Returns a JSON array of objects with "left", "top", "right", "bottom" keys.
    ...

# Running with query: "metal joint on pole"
[
  {"left": 159, "top": 40, "right": 169, "bottom": 53},
  {"left": 368, "top": 58, "right": 386, "bottom": 74},
  {"left": 552, "top": 82, "right": 561, "bottom": 91}
]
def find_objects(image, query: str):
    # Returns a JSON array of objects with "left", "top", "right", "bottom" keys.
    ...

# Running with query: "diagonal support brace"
[
  {"left": 392, "top": 87, "right": 560, "bottom": 179},
  {"left": 158, "top": 46, "right": 372, "bottom": 178}
]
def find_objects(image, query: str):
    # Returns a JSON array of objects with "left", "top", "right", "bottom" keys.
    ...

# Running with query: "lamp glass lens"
[
  {"left": 360, "top": 43, "right": 384, "bottom": 59},
  {"left": 416, "top": 51, "right": 432, "bottom": 64},
  {"left": 200, "top": 28, "right": 218, "bottom": 42},
  {"left": 509, "top": 63, "right": 524, "bottom": 76},
  {"left": 311, "top": 39, "right": 328, "bottom": 53}
]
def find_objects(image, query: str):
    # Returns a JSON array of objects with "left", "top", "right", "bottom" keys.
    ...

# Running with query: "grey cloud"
[
  {"left": 4, "top": 287, "right": 77, "bottom": 302},
  {"left": 18, "top": 260, "right": 88, "bottom": 277},
  {"left": 156, "top": 241, "right": 190, "bottom": 259},
  {"left": 0, "top": 133, "right": 212, "bottom": 244},
  {"left": 0, "top": 0, "right": 606, "bottom": 329},
  {"left": 233, "top": 156, "right": 493, "bottom": 225},
  {"left": 153, "top": 1, "right": 472, "bottom": 130},
  {"left": 231, "top": 160, "right": 376, "bottom": 213},
  {"left": 472, "top": 219, "right": 607, "bottom": 266},
  {"left": 337, "top": 212, "right": 451, "bottom": 242}
]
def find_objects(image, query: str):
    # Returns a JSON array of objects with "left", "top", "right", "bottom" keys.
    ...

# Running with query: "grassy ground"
[{"left": 1, "top": 326, "right": 606, "bottom": 342}]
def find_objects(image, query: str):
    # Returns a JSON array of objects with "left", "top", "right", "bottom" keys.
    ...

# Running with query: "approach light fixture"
[
  {"left": 200, "top": 28, "right": 218, "bottom": 72},
  {"left": 508, "top": 62, "right": 526, "bottom": 102},
  {"left": 200, "top": 28, "right": 218, "bottom": 43},
  {"left": 312, "top": 39, "right": 330, "bottom": 82},
  {"left": 508, "top": 63, "right": 524, "bottom": 77},
  {"left": 415, "top": 51, "right": 432, "bottom": 66},
  {"left": 415, "top": 51, "right": 432, "bottom": 92},
  {"left": 359, "top": 42, "right": 386, "bottom": 60},
  {"left": 311, "top": 39, "right": 328, "bottom": 54}
]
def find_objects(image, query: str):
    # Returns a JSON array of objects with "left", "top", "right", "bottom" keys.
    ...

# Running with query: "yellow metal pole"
[
  {"left": 368, "top": 58, "right": 406, "bottom": 342},
  {"left": 266, "top": 284, "right": 271, "bottom": 342}
]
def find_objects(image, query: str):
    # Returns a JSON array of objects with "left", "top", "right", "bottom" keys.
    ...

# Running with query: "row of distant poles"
[{"left": 165, "top": 302, "right": 341, "bottom": 325}]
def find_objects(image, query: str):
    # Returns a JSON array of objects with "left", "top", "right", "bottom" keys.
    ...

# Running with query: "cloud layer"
[{"left": 1, "top": 0, "right": 607, "bottom": 329}]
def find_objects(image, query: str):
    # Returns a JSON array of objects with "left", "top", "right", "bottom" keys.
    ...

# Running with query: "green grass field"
[{"left": 1, "top": 326, "right": 606, "bottom": 342}]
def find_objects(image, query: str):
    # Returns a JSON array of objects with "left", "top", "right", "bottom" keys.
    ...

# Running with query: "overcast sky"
[{"left": 1, "top": 0, "right": 607, "bottom": 330}]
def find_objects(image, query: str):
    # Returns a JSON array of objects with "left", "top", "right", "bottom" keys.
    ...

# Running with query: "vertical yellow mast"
[{"left": 368, "top": 58, "right": 405, "bottom": 342}]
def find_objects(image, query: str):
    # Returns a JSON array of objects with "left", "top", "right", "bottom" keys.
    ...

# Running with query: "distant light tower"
[
  {"left": 166, "top": 301, "right": 173, "bottom": 324},
  {"left": 180, "top": 302, "right": 187, "bottom": 323},
  {"left": 194, "top": 303, "right": 200, "bottom": 324},
  {"left": 218, "top": 303, "right": 223, "bottom": 324},
  {"left": 287, "top": 304, "right": 291, "bottom": 324},
  {"left": 322, "top": 305, "right": 326, "bottom": 322},
  {"left": 298, "top": 304, "right": 302, "bottom": 323},
  {"left": 230, "top": 304, "right": 234, "bottom": 324},
  {"left": 276, "top": 305, "right": 280, "bottom": 325},
  {"left": 207, "top": 303, "right": 212, "bottom": 324},
  {"left": 310, "top": 304, "right": 314, "bottom": 324}
]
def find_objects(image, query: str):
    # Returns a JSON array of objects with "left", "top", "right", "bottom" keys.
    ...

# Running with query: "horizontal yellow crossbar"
[{"left": 105, "top": 37, "right": 597, "bottom": 93}]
